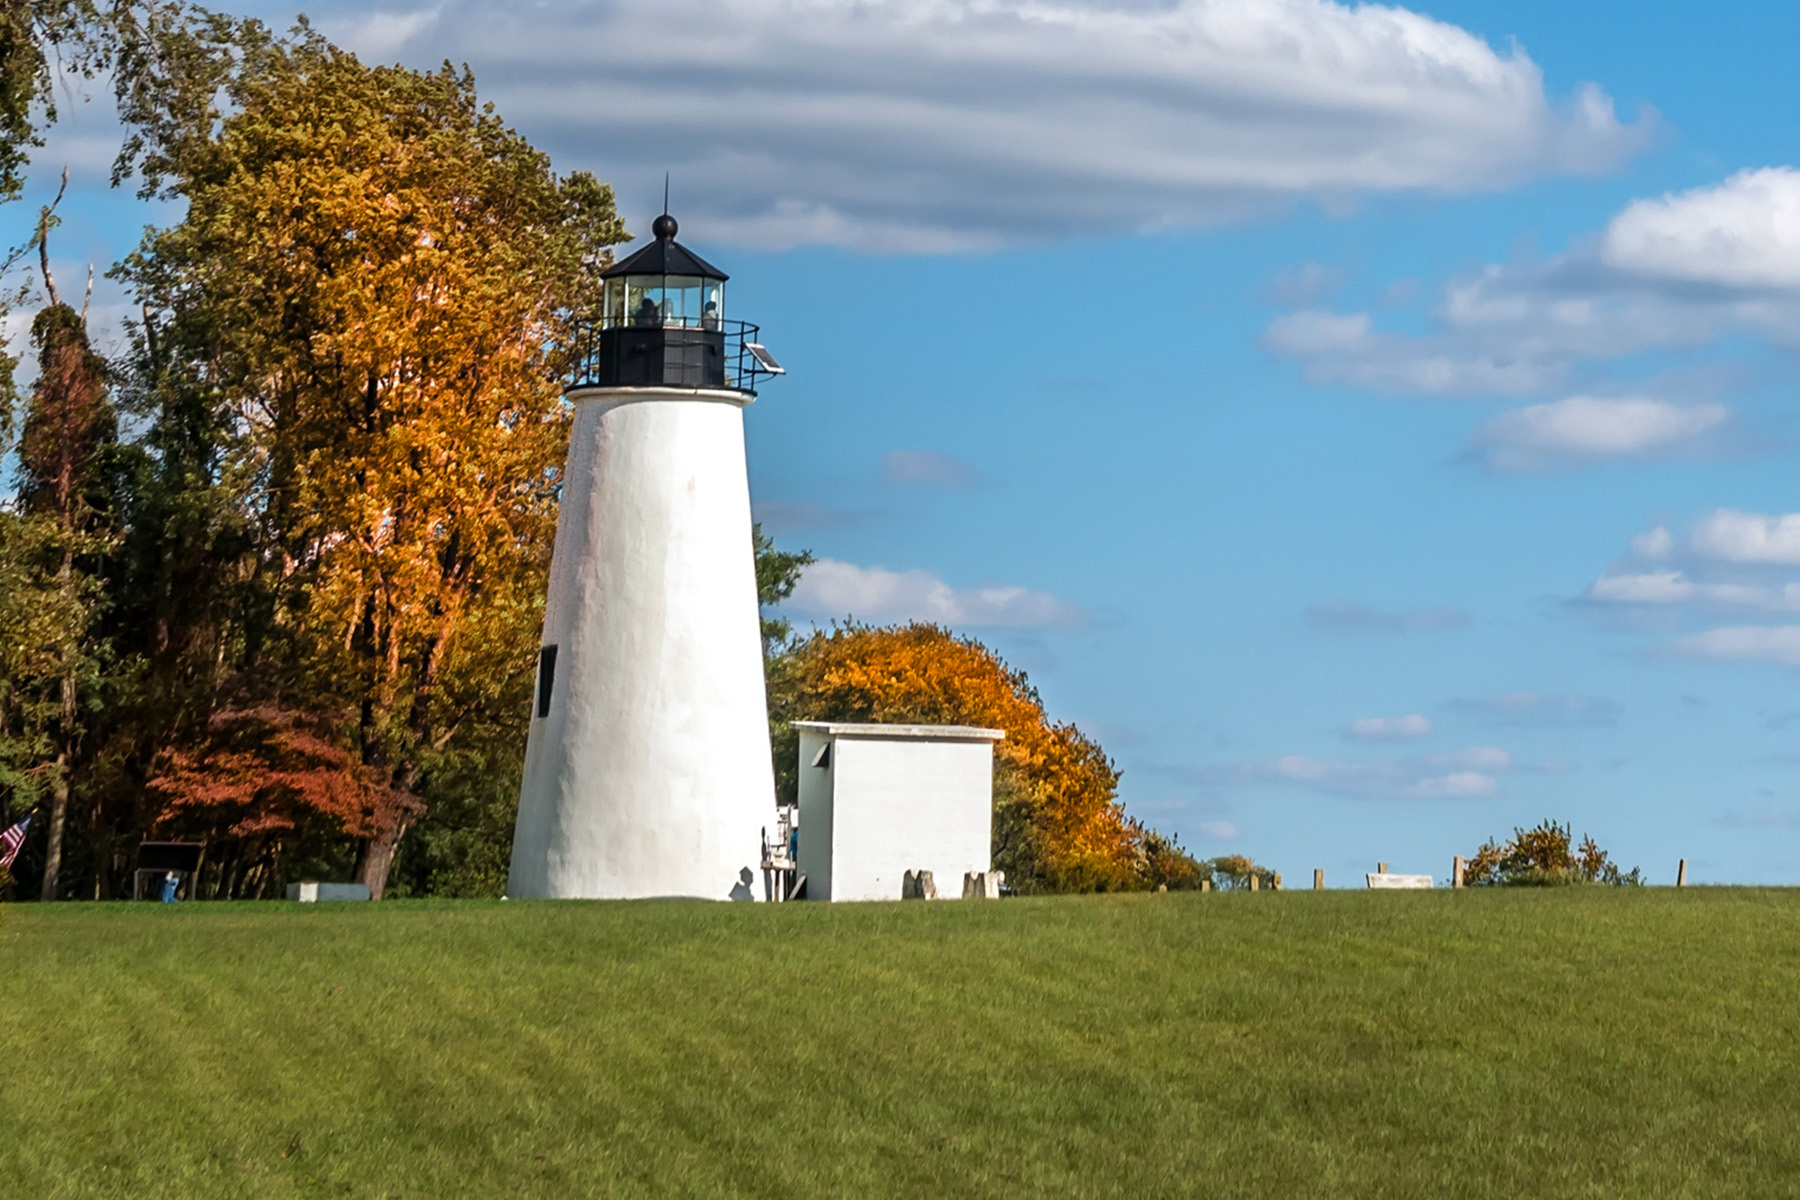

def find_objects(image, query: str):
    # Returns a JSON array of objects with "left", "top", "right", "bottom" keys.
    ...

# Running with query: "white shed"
[{"left": 792, "top": 721, "right": 1005, "bottom": 902}]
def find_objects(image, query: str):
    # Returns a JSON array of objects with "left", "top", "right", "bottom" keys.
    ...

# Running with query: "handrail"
[{"left": 563, "top": 318, "right": 780, "bottom": 395}]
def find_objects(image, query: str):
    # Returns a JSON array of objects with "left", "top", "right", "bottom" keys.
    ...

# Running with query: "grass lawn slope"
[{"left": 3, "top": 889, "right": 1798, "bottom": 1198}]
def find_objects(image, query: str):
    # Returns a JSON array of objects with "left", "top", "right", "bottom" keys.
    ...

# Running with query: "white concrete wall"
[
  {"left": 509, "top": 387, "right": 776, "bottom": 900},
  {"left": 799, "top": 732, "right": 995, "bottom": 902}
]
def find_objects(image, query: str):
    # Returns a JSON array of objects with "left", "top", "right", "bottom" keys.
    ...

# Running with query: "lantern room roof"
[{"left": 600, "top": 212, "right": 728, "bottom": 281}]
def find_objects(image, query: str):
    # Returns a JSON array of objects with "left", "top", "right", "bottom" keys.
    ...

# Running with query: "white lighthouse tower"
[{"left": 509, "top": 211, "right": 784, "bottom": 900}]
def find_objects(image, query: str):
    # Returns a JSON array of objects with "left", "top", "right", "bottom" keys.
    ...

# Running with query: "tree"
[
  {"left": 1201, "top": 854, "right": 1275, "bottom": 891},
  {"left": 0, "top": 1, "right": 239, "bottom": 204},
  {"left": 1463, "top": 819, "right": 1642, "bottom": 887},
  {"left": 767, "top": 621, "right": 1145, "bottom": 892},
  {"left": 1140, "top": 828, "right": 1207, "bottom": 890},
  {"left": 0, "top": 509, "right": 82, "bottom": 865},
  {"left": 0, "top": 0, "right": 103, "bottom": 203},
  {"left": 14, "top": 219, "right": 114, "bottom": 897},
  {"left": 145, "top": 704, "right": 421, "bottom": 898},
  {"left": 112, "top": 29, "right": 626, "bottom": 897},
  {"left": 753, "top": 523, "right": 811, "bottom": 656}
]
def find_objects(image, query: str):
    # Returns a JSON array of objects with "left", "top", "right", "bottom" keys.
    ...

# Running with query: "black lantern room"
[{"left": 580, "top": 212, "right": 783, "bottom": 392}]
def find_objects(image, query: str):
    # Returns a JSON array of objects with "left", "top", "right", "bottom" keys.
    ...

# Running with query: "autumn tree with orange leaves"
[
  {"left": 146, "top": 706, "right": 423, "bottom": 898},
  {"left": 109, "top": 26, "right": 626, "bottom": 896},
  {"left": 768, "top": 622, "right": 1172, "bottom": 892}
]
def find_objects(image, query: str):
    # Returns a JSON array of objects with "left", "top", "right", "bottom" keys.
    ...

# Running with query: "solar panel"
[{"left": 745, "top": 343, "right": 785, "bottom": 374}]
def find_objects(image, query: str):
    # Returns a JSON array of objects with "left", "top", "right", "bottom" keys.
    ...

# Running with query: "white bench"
[
  {"left": 1366, "top": 873, "right": 1433, "bottom": 889},
  {"left": 286, "top": 882, "right": 372, "bottom": 902}
]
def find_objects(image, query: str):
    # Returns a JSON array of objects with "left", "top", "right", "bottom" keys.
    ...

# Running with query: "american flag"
[{"left": 1, "top": 814, "right": 30, "bottom": 871}]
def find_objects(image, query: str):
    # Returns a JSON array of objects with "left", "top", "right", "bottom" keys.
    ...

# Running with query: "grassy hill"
[{"left": 3, "top": 889, "right": 1797, "bottom": 1198}]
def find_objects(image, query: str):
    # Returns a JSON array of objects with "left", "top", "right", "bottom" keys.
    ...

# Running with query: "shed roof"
[{"left": 791, "top": 721, "right": 1005, "bottom": 742}]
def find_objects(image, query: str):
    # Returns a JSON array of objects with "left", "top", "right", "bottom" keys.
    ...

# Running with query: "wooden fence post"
[
  {"left": 1200, "top": 879, "right": 1212, "bottom": 893},
  {"left": 1249, "top": 873, "right": 1259, "bottom": 892},
  {"left": 1453, "top": 856, "right": 1465, "bottom": 889},
  {"left": 1313, "top": 868, "right": 1324, "bottom": 891},
  {"left": 1677, "top": 859, "right": 1688, "bottom": 888},
  {"left": 1272, "top": 873, "right": 1282, "bottom": 891},
  {"left": 1377, "top": 862, "right": 1388, "bottom": 875}
]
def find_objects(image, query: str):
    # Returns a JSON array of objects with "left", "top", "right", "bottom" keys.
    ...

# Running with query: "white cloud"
[
  {"left": 1410, "top": 770, "right": 1499, "bottom": 798},
  {"left": 1580, "top": 513, "right": 1800, "bottom": 633},
  {"left": 1469, "top": 396, "right": 1727, "bottom": 471},
  {"left": 1263, "top": 168, "right": 1800, "bottom": 399},
  {"left": 1262, "top": 262, "right": 1346, "bottom": 307},
  {"left": 1264, "top": 304, "right": 1563, "bottom": 394},
  {"left": 1262, "top": 310, "right": 1371, "bottom": 355},
  {"left": 789, "top": 558, "right": 1083, "bottom": 628},
  {"left": 315, "top": 0, "right": 1649, "bottom": 251},
  {"left": 1631, "top": 525, "right": 1675, "bottom": 560},
  {"left": 1197, "top": 745, "right": 1511, "bottom": 799},
  {"left": 1346, "top": 714, "right": 1433, "bottom": 740},
  {"left": 1264, "top": 264, "right": 1748, "bottom": 397},
  {"left": 1585, "top": 570, "right": 1800, "bottom": 612},
  {"left": 1195, "top": 820, "right": 1240, "bottom": 840},
  {"left": 1587, "top": 570, "right": 1697, "bottom": 605},
  {"left": 1445, "top": 692, "right": 1621, "bottom": 725},
  {"left": 1690, "top": 509, "right": 1800, "bottom": 565},
  {"left": 1675, "top": 625, "right": 1800, "bottom": 668},
  {"left": 881, "top": 450, "right": 979, "bottom": 489},
  {"left": 1601, "top": 168, "right": 1800, "bottom": 290}
]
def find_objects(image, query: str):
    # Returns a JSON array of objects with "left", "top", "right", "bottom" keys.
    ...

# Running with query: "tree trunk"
[
  {"left": 39, "top": 753, "right": 69, "bottom": 900},
  {"left": 39, "top": 550, "right": 78, "bottom": 901},
  {"left": 353, "top": 822, "right": 407, "bottom": 900}
]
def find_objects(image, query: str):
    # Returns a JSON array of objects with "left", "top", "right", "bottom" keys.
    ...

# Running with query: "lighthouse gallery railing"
[{"left": 563, "top": 318, "right": 780, "bottom": 396}]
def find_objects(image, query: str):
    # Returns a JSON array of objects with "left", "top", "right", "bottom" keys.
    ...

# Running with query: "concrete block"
[
  {"left": 961, "top": 870, "right": 1004, "bottom": 899},
  {"left": 1366, "top": 873, "right": 1433, "bottom": 889},
  {"left": 902, "top": 869, "right": 938, "bottom": 900}
]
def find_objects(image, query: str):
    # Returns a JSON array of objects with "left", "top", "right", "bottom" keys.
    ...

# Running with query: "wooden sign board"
[{"left": 1367, "top": 873, "right": 1433, "bottom": 889}]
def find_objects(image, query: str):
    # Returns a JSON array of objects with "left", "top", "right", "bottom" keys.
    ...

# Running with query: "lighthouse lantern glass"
[{"left": 602, "top": 275, "right": 725, "bottom": 330}]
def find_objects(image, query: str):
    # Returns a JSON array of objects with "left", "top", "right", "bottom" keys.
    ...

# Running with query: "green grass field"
[{"left": 4, "top": 889, "right": 1798, "bottom": 1198}]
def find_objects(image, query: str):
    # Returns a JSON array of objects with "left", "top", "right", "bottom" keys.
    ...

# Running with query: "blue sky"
[{"left": 13, "top": 0, "right": 1800, "bottom": 883}]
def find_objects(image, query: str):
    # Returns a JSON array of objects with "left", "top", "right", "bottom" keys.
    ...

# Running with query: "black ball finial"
[{"left": 652, "top": 213, "right": 678, "bottom": 241}]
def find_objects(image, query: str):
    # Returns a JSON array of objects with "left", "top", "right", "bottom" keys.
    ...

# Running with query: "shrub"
[
  {"left": 1464, "top": 820, "right": 1642, "bottom": 887},
  {"left": 1204, "top": 854, "right": 1276, "bottom": 891},
  {"left": 1140, "top": 828, "right": 1207, "bottom": 890}
]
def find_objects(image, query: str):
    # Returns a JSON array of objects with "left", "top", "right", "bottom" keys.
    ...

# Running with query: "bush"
[
  {"left": 1464, "top": 820, "right": 1642, "bottom": 887},
  {"left": 1204, "top": 854, "right": 1276, "bottom": 891},
  {"left": 1140, "top": 829, "right": 1206, "bottom": 890}
]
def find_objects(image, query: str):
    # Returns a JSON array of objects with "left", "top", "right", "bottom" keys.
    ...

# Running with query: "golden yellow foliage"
[
  {"left": 120, "top": 36, "right": 626, "bottom": 893},
  {"left": 769, "top": 623, "right": 1143, "bottom": 892}
]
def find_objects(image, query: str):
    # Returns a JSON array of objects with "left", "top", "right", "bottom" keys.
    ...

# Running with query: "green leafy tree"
[
  {"left": 13, "top": 238, "right": 115, "bottom": 897},
  {"left": 0, "top": 510, "right": 82, "bottom": 857},
  {"left": 0, "top": 1, "right": 239, "bottom": 204},
  {"left": 754, "top": 523, "right": 812, "bottom": 655}
]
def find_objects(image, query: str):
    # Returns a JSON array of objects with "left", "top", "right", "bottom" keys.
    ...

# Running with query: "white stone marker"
[{"left": 962, "top": 870, "right": 1004, "bottom": 899}]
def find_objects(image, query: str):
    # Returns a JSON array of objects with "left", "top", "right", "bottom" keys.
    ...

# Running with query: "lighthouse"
[{"left": 508, "top": 211, "right": 784, "bottom": 900}]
